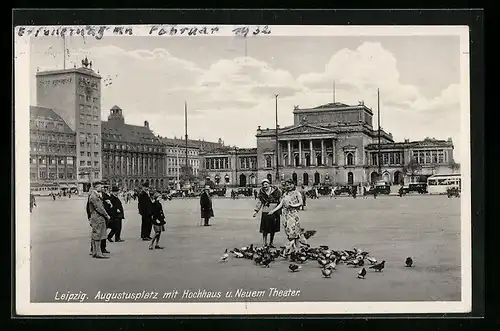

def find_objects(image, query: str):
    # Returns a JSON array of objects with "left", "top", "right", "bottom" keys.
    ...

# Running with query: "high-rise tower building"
[{"left": 35, "top": 57, "right": 102, "bottom": 192}]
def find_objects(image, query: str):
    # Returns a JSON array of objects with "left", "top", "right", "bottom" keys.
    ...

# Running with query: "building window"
[
  {"left": 79, "top": 114, "right": 85, "bottom": 120},
  {"left": 67, "top": 157, "right": 73, "bottom": 165},
  {"left": 79, "top": 104, "right": 84, "bottom": 110},
  {"left": 80, "top": 151, "right": 84, "bottom": 156},
  {"left": 346, "top": 152, "right": 354, "bottom": 166},
  {"left": 265, "top": 155, "right": 272, "bottom": 168},
  {"left": 395, "top": 152, "right": 401, "bottom": 165},
  {"left": 87, "top": 161, "right": 91, "bottom": 166},
  {"left": 94, "top": 161, "right": 99, "bottom": 167},
  {"left": 80, "top": 161, "right": 85, "bottom": 166},
  {"left": 58, "top": 173, "right": 64, "bottom": 179},
  {"left": 86, "top": 105, "right": 91, "bottom": 111},
  {"left": 80, "top": 122, "right": 84, "bottom": 128}
]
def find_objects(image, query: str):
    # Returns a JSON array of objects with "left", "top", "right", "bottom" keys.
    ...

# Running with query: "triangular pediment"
[{"left": 280, "top": 124, "right": 335, "bottom": 135}]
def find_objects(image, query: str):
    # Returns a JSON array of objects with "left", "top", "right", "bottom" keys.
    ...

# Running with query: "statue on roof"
[
  {"left": 294, "top": 105, "right": 299, "bottom": 110},
  {"left": 81, "top": 57, "right": 90, "bottom": 68}
]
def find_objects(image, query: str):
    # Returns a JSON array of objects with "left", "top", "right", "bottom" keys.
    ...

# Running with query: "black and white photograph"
[{"left": 14, "top": 23, "right": 471, "bottom": 315}]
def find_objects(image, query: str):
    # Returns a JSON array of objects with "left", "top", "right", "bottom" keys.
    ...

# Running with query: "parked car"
[
  {"left": 211, "top": 187, "right": 227, "bottom": 197},
  {"left": 446, "top": 186, "right": 460, "bottom": 198},
  {"left": 236, "top": 187, "right": 253, "bottom": 197},
  {"left": 334, "top": 186, "right": 352, "bottom": 196},
  {"left": 408, "top": 183, "right": 428, "bottom": 194}
]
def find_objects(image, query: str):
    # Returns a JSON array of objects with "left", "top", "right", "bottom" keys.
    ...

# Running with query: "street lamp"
[
  {"left": 235, "top": 146, "right": 239, "bottom": 188},
  {"left": 275, "top": 94, "right": 279, "bottom": 183}
]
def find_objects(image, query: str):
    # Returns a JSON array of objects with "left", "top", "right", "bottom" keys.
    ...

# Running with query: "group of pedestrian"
[
  {"left": 137, "top": 182, "right": 167, "bottom": 250},
  {"left": 86, "top": 182, "right": 125, "bottom": 259}
]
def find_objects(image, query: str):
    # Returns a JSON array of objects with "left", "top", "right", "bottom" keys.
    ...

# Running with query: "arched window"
[
  {"left": 346, "top": 152, "right": 354, "bottom": 166},
  {"left": 265, "top": 155, "right": 272, "bottom": 168}
]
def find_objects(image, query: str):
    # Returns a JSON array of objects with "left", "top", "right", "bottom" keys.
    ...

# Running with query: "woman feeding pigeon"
[
  {"left": 268, "top": 179, "right": 307, "bottom": 257},
  {"left": 253, "top": 178, "right": 282, "bottom": 248}
]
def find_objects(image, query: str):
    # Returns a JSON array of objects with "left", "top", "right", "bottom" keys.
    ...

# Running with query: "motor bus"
[{"left": 426, "top": 174, "right": 461, "bottom": 195}]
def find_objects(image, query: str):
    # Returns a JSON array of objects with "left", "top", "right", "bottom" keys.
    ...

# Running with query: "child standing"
[{"left": 149, "top": 192, "right": 166, "bottom": 250}]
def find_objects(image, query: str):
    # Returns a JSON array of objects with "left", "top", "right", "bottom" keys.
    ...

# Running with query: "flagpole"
[
  {"left": 63, "top": 35, "right": 66, "bottom": 69},
  {"left": 377, "top": 88, "right": 382, "bottom": 178},
  {"left": 184, "top": 101, "right": 189, "bottom": 187},
  {"left": 333, "top": 80, "right": 336, "bottom": 103}
]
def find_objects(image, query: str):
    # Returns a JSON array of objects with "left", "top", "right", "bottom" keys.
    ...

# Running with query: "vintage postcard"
[{"left": 14, "top": 24, "right": 471, "bottom": 315}]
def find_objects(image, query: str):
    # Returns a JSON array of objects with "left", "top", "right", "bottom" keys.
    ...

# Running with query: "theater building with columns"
[{"left": 256, "top": 102, "right": 395, "bottom": 186}]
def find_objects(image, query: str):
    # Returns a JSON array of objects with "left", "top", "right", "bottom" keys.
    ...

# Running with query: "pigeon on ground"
[
  {"left": 220, "top": 249, "right": 229, "bottom": 262},
  {"left": 405, "top": 257, "right": 413, "bottom": 267},
  {"left": 358, "top": 267, "right": 367, "bottom": 279},
  {"left": 321, "top": 266, "right": 333, "bottom": 278},
  {"left": 369, "top": 260, "right": 385, "bottom": 272},
  {"left": 366, "top": 256, "right": 378, "bottom": 265},
  {"left": 289, "top": 263, "right": 301, "bottom": 272}
]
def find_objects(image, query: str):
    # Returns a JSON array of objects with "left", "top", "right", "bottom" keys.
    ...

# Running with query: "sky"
[{"left": 28, "top": 34, "right": 463, "bottom": 159}]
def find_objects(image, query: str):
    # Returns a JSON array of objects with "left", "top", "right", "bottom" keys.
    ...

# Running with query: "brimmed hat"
[
  {"left": 111, "top": 186, "right": 119, "bottom": 192},
  {"left": 261, "top": 179, "right": 270, "bottom": 184},
  {"left": 92, "top": 181, "right": 104, "bottom": 187}
]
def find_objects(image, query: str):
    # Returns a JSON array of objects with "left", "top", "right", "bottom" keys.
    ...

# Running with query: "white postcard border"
[{"left": 14, "top": 25, "right": 472, "bottom": 316}]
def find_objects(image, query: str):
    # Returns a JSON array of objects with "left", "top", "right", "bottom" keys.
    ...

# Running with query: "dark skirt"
[{"left": 260, "top": 212, "right": 280, "bottom": 234}]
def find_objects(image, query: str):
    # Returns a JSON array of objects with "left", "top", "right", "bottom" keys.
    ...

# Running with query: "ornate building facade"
[
  {"left": 29, "top": 106, "right": 77, "bottom": 193},
  {"left": 101, "top": 106, "right": 167, "bottom": 190},
  {"left": 35, "top": 58, "right": 103, "bottom": 192},
  {"left": 365, "top": 138, "right": 456, "bottom": 185},
  {"left": 200, "top": 147, "right": 258, "bottom": 187},
  {"left": 161, "top": 138, "right": 201, "bottom": 187},
  {"left": 256, "top": 102, "right": 394, "bottom": 186},
  {"left": 251, "top": 102, "right": 456, "bottom": 187}
]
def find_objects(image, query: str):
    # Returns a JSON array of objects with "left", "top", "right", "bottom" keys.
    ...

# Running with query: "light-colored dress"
[{"left": 282, "top": 190, "right": 303, "bottom": 241}]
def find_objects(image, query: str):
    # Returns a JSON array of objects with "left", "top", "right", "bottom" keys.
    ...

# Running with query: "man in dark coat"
[
  {"left": 100, "top": 186, "right": 113, "bottom": 254},
  {"left": 138, "top": 182, "right": 153, "bottom": 240},
  {"left": 107, "top": 186, "right": 125, "bottom": 242},
  {"left": 200, "top": 185, "right": 214, "bottom": 226}
]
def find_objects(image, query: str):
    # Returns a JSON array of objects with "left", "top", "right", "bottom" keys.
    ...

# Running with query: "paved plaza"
[{"left": 29, "top": 194, "right": 461, "bottom": 303}]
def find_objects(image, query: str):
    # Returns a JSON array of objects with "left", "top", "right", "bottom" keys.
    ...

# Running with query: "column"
[
  {"left": 36, "top": 153, "right": 40, "bottom": 181},
  {"left": 287, "top": 141, "right": 291, "bottom": 167},
  {"left": 321, "top": 139, "right": 325, "bottom": 166},
  {"left": 55, "top": 156, "right": 59, "bottom": 182},
  {"left": 64, "top": 154, "right": 68, "bottom": 180},
  {"left": 332, "top": 138, "right": 336, "bottom": 164},
  {"left": 298, "top": 140, "right": 302, "bottom": 166},
  {"left": 309, "top": 140, "right": 314, "bottom": 166}
]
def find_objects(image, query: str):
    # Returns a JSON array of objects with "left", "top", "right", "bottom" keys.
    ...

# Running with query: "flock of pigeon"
[{"left": 219, "top": 229, "right": 414, "bottom": 279}]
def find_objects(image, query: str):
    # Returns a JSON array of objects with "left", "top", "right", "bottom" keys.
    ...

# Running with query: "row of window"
[
  {"left": 167, "top": 148, "right": 198, "bottom": 156},
  {"left": 30, "top": 120, "right": 66, "bottom": 131},
  {"left": 30, "top": 144, "right": 76, "bottom": 153},
  {"left": 31, "top": 172, "right": 75, "bottom": 180},
  {"left": 79, "top": 104, "right": 99, "bottom": 113},
  {"left": 30, "top": 156, "right": 74, "bottom": 165},
  {"left": 78, "top": 95, "right": 99, "bottom": 103},
  {"left": 104, "top": 143, "right": 164, "bottom": 153},
  {"left": 79, "top": 114, "right": 100, "bottom": 121},
  {"left": 79, "top": 122, "right": 100, "bottom": 130},
  {"left": 30, "top": 132, "right": 73, "bottom": 142},
  {"left": 80, "top": 142, "right": 99, "bottom": 149},
  {"left": 412, "top": 149, "right": 447, "bottom": 164},
  {"left": 205, "top": 157, "right": 230, "bottom": 170},
  {"left": 79, "top": 160, "right": 100, "bottom": 167},
  {"left": 80, "top": 151, "right": 99, "bottom": 158},
  {"left": 370, "top": 152, "right": 404, "bottom": 166},
  {"left": 167, "top": 158, "right": 199, "bottom": 166}
]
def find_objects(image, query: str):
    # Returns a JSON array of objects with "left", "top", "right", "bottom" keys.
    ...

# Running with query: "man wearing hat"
[
  {"left": 138, "top": 182, "right": 153, "bottom": 240},
  {"left": 107, "top": 186, "right": 125, "bottom": 242},
  {"left": 87, "top": 181, "right": 111, "bottom": 259}
]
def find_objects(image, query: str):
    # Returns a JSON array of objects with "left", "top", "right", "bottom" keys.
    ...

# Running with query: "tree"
[
  {"left": 449, "top": 160, "right": 461, "bottom": 173},
  {"left": 402, "top": 157, "right": 422, "bottom": 182}
]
